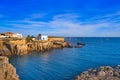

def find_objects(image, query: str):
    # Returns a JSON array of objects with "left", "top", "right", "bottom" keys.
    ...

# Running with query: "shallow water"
[{"left": 9, "top": 37, "right": 120, "bottom": 80}]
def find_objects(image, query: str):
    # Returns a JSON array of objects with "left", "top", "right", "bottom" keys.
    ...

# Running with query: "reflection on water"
[{"left": 9, "top": 37, "right": 120, "bottom": 80}]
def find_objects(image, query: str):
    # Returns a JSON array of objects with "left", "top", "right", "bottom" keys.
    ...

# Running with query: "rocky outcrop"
[
  {"left": 75, "top": 42, "right": 85, "bottom": 48},
  {"left": 27, "top": 41, "right": 53, "bottom": 52},
  {"left": 0, "top": 56, "right": 19, "bottom": 80},
  {"left": 0, "top": 40, "right": 72, "bottom": 56},
  {"left": 76, "top": 65, "right": 120, "bottom": 80},
  {"left": 0, "top": 42, "right": 28, "bottom": 56},
  {"left": 62, "top": 42, "right": 73, "bottom": 48},
  {"left": 52, "top": 41, "right": 73, "bottom": 48}
]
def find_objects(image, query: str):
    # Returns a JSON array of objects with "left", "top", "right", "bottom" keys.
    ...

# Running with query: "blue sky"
[{"left": 0, "top": 0, "right": 120, "bottom": 37}]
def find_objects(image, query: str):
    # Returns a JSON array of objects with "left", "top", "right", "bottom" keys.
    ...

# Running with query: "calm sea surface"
[{"left": 9, "top": 37, "right": 120, "bottom": 80}]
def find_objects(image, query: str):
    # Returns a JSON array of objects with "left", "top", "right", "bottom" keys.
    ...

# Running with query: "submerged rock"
[
  {"left": 75, "top": 45, "right": 83, "bottom": 48},
  {"left": 0, "top": 56, "right": 19, "bottom": 80},
  {"left": 75, "top": 65, "right": 120, "bottom": 80},
  {"left": 77, "top": 42, "right": 85, "bottom": 46},
  {"left": 75, "top": 42, "right": 85, "bottom": 48}
]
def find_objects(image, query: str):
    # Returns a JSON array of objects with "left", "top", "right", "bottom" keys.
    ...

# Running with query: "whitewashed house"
[
  {"left": 41, "top": 35, "right": 48, "bottom": 40},
  {"left": 12, "top": 33, "right": 22, "bottom": 38},
  {"left": 0, "top": 32, "right": 23, "bottom": 38},
  {"left": 0, "top": 35, "right": 7, "bottom": 38},
  {"left": 0, "top": 33, "right": 7, "bottom": 38}
]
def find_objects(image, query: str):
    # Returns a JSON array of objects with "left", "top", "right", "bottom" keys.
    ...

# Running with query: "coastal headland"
[
  {"left": 1, "top": 33, "right": 118, "bottom": 80},
  {"left": 0, "top": 34, "right": 72, "bottom": 80},
  {"left": 0, "top": 36, "right": 71, "bottom": 56}
]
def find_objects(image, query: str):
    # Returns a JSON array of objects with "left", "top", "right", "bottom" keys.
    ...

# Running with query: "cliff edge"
[
  {"left": 0, "top": 39, "right": 71, "bottom": 56},
  {"left": 0, "top": 56, "right": 19, "bottom": 80}
]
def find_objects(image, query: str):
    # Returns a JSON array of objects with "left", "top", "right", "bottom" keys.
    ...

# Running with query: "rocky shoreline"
[
  {"left": 2, "top": 39, "right": 119, "bottom": 80},
  {"left": 0, "top": 39, "right": 72, "bottom": 80},
  {"left": 1, "top": 56, "right": 120, "bottom": 80},
  {"left": 0, "top": 39, "right": 72, "bottom": 56},
  {"left": 76, "top": 65, "right": 120, "bottom": 80},
  {"left": 0, "top": 56, "right": 19, "bottom": 80}
]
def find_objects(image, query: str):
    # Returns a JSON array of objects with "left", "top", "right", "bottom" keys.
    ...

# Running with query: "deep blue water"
[{"left": 9, "top": 37, "right": 120, "bottom": 80}]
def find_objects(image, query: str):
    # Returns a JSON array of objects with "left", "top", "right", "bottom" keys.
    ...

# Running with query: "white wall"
[
  {"left": 0, "top": 35, "right": 7, "bottom": 38},
  {"left": 12, "top": 33, "right": 22, "bottom": 38},
  {"left": 41, "top": 36, "right": 48, "bottom": 40}
]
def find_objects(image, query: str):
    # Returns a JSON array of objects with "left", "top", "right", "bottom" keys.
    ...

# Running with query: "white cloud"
[
  {"left": 3, "top": 12, "right": 120, "bottom": 37},
  {"left": 84, "top": 11, "right": 120, "bottom": 24}
]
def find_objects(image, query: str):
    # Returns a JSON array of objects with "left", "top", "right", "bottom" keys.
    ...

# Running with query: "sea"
[{"left": 9, "top": 37, "right": 120, "bottom": 80}]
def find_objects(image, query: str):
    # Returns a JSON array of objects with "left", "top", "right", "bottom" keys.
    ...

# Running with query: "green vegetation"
[
  {"left": 26, "top": 35, "right": 35, "bottom": 42},
  {"left": 48, "top": 36, "right": 64, "bottom": 38}
]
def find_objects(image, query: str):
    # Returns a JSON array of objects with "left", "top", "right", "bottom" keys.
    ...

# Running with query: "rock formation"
[
  {"left": 0, "top": 40, "right": 72, "bottom": 56},
  {"left": 0, "top": 41, "right": 28, "bottom": 56},
  {"left": 0, "top": 56, "right": 19, "bottom": 80},
  {"left": 27, "top": 41, "right": 53, "bottom": 52},
  {"left": 75, "top": 42, "right": 85, "bottom": 48},
  {"left": 76, "top": 65, "right": 120, "bottom": 80}
]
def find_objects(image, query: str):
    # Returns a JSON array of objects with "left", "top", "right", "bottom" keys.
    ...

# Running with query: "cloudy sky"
[{"left": 0, "top": 0, "right": 120, "bottom": 37}]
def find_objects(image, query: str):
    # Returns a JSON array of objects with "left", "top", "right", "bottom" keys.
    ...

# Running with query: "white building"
[
  {"left": 0, "top": 35, "right": 7, "bottom": 38},
  {"left": 0, "top": 32, "right": 22, "bottom": 38},
  {"left": 32, "top": 38, "right": 36, "bottom": 41},
  {"left": 12, "top": 33, "right": 22, "bottom": 38},
  {"left": 41, "top": 36, "right": 48, "bottom": 40}
]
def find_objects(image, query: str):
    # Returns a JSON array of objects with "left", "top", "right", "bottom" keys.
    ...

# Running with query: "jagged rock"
[
  {"left": 62, "top": 42, "right": 73, "bottom": 48},
  {"left": 0, "top": 56, "right": 19, "bottom": 80},
  {"left": 77, "top": 42, "right": 85, "bottom": 46},
  {"left": 16, "top": 44, "right": 28, "bottom": 55},
  {"left": 98, "top": 71, "right": 106, "bottom": 76},
  {"left": 0, "top": 40, "right": 73, "bottom": 56},
  {"left": 27, "top": 41, "right": 53, "bottom": 52},
  {"left": 75, "top": 45, "right": 83, "bottom": 48},
  {"left": 75, "top": 65, "right": 120, "bottom": 80},
  {"left": 0, "top": 42, "right": 28, "bottom": 56}
]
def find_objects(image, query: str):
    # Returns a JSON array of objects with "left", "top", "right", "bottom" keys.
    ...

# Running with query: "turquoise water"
[{"left": 9, "top": 37, "right": 120, "bottom": 80}]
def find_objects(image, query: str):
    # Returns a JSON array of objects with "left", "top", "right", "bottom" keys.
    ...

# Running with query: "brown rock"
[
  {"left": 0, "top": 56, "right": 19, "bottom": 80},
  {"left": 75, "top": 65, "right": 120, "bottom": 80}
]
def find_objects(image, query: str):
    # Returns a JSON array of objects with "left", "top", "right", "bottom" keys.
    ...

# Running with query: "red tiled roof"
[{"left": 5, "top": 32, "right": 14, "bottom": 34}]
